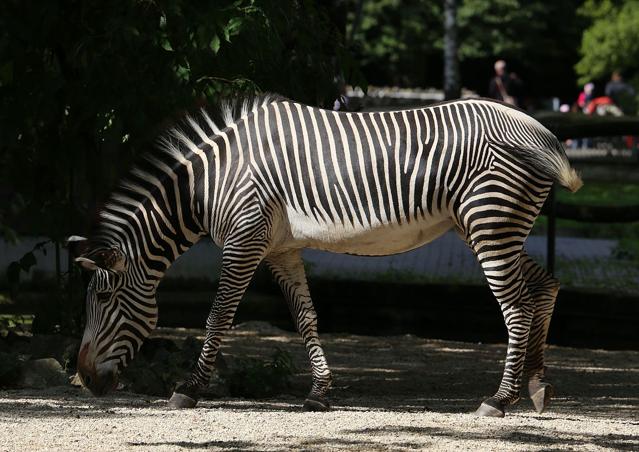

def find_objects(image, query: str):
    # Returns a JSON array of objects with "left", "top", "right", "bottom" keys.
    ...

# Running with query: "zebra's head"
[{"left": 69, "top": 237, "right": 158, "bottom": 396}]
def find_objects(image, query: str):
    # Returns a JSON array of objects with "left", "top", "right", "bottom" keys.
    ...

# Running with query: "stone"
[
  {"left": 18, "top": 358, "right": 68, "bottom": 389},
  {"left": 30, "top": 335, "right": 80, "bottom": 370}
]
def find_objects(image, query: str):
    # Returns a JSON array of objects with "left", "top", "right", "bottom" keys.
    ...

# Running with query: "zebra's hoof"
[
  {"left": 303, "top": 395, "right": 330, "bottom": 412},
  {"left": 530, "top": 383, "right": 554, "bottom": 414},
  {"left": 475, "top": 397, "right": 505, "bottom": 418},
  {"left": 168, "top": 392, "right": 198, "bottom": 409}
]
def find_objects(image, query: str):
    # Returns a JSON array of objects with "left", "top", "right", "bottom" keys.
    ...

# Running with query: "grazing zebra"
[{"left": 69, "top": 94, "right": 581, "bottom": 417}]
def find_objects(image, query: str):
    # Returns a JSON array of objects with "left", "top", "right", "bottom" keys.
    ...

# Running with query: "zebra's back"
[{"left": 240, "top": 98, "right": 553, "bottom": 255}]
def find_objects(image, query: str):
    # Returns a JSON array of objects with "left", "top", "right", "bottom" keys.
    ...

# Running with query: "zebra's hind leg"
[
  {"left": 521, "top": 251, "right": 560, "bottom": 414},
  {"left": 469, "top": 240, "right": 535, "bottom": 418},
  {"left": 169, "top": 238, "right": 267, "bottom": 409},
  {"left": 266, "top": 249, "right": 332, "bottom": 411}
]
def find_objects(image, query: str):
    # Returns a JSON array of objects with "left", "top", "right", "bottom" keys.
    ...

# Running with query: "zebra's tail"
[
  {"left": 491, "top": 140, "right": 583, "bottom": 193},
  {"left": 556, "top": 158, "right": 583, "bottom": 193}
]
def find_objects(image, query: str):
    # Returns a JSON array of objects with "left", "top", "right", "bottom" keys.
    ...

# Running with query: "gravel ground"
[{"left": 1, "top": 323, "right": 638, "bottom": 451}]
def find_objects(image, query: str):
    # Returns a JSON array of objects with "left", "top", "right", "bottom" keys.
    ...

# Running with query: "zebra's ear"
[
  {"left": 66, "top": 235, "right": 90, "bottom": 258},
  {"left": 74, "top": 247, "right": 128, "bottom": 273},
  {"left": 74, "top": 256, "right": 99, "bottom": 271}
]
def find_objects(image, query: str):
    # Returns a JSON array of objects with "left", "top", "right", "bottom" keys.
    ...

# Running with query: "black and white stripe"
[{"left": 75, "top": 94, "right": 581, "bottom": 415}]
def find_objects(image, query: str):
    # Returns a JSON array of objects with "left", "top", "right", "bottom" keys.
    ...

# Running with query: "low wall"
[{"left": 156, "top": 279, "right": 639, "bottom": 351}]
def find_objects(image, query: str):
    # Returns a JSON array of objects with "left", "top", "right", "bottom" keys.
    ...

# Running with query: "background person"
[
  {"left": 488, "top": 60, "right": 522, "bottom": 106},
  {"left": 605, "top": 71, "right": 636, "bottom": 114},
  {"left": 577, "top": 82, "right": 595, "bottom": 111}
]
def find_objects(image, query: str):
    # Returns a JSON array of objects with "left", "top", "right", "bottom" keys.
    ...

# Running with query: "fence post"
[{"left": 547, "top": 185, "right": 556, "bottom": 275}]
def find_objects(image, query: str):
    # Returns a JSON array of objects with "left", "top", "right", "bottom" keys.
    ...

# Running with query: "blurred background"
[{"left": 1, "top": 0, "right": 638, "bottom": 351}]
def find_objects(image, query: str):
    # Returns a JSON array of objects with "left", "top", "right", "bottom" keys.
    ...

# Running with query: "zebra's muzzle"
[
  {"left": 77, "top": 345, "right": 119, "bottom": 396},
  {"left": 80, "top": 365, "right": 118, "bottom": 396}
]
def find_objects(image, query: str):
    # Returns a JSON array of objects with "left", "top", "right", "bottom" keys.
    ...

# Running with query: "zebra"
[{"left": 69, "top": 94, "right": 582, "bottom": 417}]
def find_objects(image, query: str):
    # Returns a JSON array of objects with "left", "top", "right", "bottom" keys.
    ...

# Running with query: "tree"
[
  {"left": 0, "top": 1, "right": 365, "bottom": 333},
  {"left": 457, "top": 0, "right": 586, "bottom": 99},
  {"left": 443, "top": 0, "right": 460, "bottom": 100},
  {"left": 346, "top": 0, "right": 443, "bottom": 86},
  {"left": 0, "top": 0, "right": 364, "bottom": 243},
  {"left": 347, "top": 0, "right": 585, "bottom": 100},
  {"left": 575, "top": 0, "right": 639, "bottom": 110}
]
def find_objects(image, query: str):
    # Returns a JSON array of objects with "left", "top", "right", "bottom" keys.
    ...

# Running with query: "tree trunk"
[{"left": 443, "top": 0, "right": 460, "bottom": 100}]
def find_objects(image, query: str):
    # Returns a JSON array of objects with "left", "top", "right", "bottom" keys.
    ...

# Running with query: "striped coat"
[{"left": 71, "top": 95, "right": 581, "bottom": 417}]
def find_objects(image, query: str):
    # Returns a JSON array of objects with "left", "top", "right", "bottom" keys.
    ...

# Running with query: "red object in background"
[{"left": 585, "top": 96, "right": 616, "bottom": 115}]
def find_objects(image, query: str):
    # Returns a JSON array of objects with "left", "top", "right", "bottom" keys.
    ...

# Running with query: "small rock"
[
  {"left": 18, "top": 358, "right": 68, "bottom": 388},
  {"left": 30, "top": 335, "right": 80, "bottom": 370}
]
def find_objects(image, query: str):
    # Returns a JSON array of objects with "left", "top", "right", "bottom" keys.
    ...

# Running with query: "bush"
[{"left": 228, "top": 348, "right": 296, "bottom": 399}]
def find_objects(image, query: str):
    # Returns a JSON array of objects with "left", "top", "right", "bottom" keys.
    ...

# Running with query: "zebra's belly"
[{"left": 285, "top": 208, "right": 454, "bottom": 256}]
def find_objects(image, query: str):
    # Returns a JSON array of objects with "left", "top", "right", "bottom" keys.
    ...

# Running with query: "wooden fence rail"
[{"left": 536, "top": 113, "right": 639, "bottom": 274}]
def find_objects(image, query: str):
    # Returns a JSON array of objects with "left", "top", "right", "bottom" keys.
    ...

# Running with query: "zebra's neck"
[{"left": 96, "top": 148, "right": 209, "bottom": 284}]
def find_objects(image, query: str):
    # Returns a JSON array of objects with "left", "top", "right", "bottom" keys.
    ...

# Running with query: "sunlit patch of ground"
[{"left": 1, "top": 323, "right": 638, "bottom": 451}]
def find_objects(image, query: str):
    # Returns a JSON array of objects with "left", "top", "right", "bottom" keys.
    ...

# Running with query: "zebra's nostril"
[{"left": 84, "top": 374, "right": 92, "bottom": 386}]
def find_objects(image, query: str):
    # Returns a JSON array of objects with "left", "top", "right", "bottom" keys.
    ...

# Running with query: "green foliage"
[
  {"left": 347, "top": 0, "right": 584, "bottom": 96},
  {"left": 457, "top": 0, "right": 540, "bottom": 59},
  {"left": 228, "top": 348, "right": 296, "bottom": 399},
  {"left": 0, "top": 1, "right": 363, "bottom": 334},
  {"left": 532, "top": 181, "right": 639, "bottom": 250},
  {"left": 576, "top": 0, "right": 639, "bottom": 104},
  {"left": 0, "top": 315, "right": 33, "bottom": 334},
  {"left": 348, "top": 0, "right": 442, "bottom": 85},
  {"left": 122, "top": 337, "right": 296, "bottom": 399},
  {"left": 459, "top": 0, "right": 585, "bottom": 91},
  {"left": 0, "top": 0, "right": 363, "bottom": 241},
  {"left": 555, "top": 180, "right": 639, "bottom": 207},
  {"left": 123, "top": 336, "right": 199, "bottom": 396},
  {"left": 457, "top": 0, "right": 584, "bottom": 61}
]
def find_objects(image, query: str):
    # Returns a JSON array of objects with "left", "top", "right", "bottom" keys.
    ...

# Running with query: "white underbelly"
[{"left": 286, "top": 208, "right": 454, "bottom": 256}]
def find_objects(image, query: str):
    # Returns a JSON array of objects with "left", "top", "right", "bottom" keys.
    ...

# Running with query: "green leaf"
[
  {"left": 210, "top": 34, "right": 221, "bottom": 54},
  {"left": 223, "top": 17, "right": 244, "bottom": 42},
  {"left": 160, "top": 38, "right": 173, "bottom": 52}
]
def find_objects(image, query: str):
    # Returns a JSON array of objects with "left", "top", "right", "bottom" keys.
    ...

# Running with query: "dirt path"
[{"left": 1, "top": 323, "right": 638, "bottom": 451}]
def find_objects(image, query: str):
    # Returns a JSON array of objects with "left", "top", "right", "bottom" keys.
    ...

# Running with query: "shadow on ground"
[{"left": 1, "top": 323, "right": 637, "bottom": 450}]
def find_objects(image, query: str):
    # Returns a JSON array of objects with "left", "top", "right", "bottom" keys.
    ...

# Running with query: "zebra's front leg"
[
  {"left": 521, "top": 252, "right": 560, "bottom": 414},
  {"left": 266, "top": 250, "right": 332, "bottom": 411},
  {"left": 472, "top": 244, "right": 535, "bottom": 418},
  {"left": 169, "top": 241, "right": 266, "bottom": 408}
]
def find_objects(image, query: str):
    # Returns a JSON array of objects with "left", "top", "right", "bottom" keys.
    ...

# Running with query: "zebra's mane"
[
  {"left": 153, "top": 92, "right": 287, "bottom": 164},
  {"left": 197, "top": 92, "right": 287, "bottom": 137},
  {"left": 95, "top": 93, "right": 286, "bottom": 240}
]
